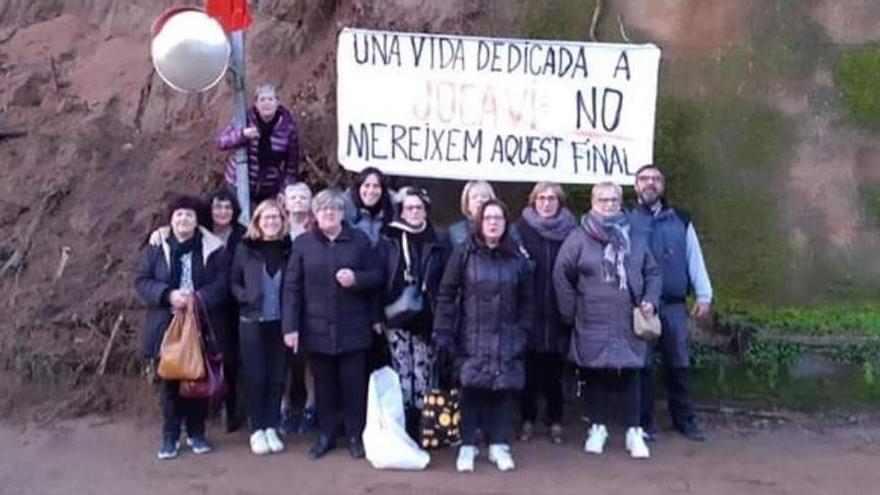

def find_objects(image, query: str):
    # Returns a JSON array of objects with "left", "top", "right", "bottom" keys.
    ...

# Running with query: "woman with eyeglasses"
[
  {"left": 513, "top": 182, "right": 577, "bottom": 445},
  {"left": 553, "top": 182, "right": 661, "bottom": 460},
  {"left": 283, "top": 189, "right": 384, "bottom": 461},
  {"left": 380, "top": 187, "right": 450, "bottom": 439},
  {"left": 433, "top": 199, "right": 533, "bottom": 473}
]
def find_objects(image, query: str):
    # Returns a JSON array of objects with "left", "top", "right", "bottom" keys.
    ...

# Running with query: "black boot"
[
  {"left": 347, "top": 436, "right": 365, "bottom": 459},
  {"left": 308, "top": 435, "right": 336, "bottom": 459}
]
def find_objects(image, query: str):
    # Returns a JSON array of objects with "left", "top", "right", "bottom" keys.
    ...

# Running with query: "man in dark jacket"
[
  {"left": 282, "top": 189, "right": 384, "bottom": 460},
  {"left": 630, "top": 164, "right": 714, "bottom": 442}
]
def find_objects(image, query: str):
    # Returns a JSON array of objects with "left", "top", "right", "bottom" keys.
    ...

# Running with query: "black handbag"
[{"left": 384, "top": 232, "right": 425, "bottom": 327}]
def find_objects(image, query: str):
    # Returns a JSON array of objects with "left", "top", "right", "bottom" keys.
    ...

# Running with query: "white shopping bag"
[{"left": 362, "top": 366, "right": 431, "bottom": 470}]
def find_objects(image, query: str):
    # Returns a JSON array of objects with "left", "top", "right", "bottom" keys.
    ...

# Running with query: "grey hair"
[
  {"left": 590, "top": 181, "right": 623, "bottom": 201},
  {"left": 311, "top": 189, "right": 346, "bottom": 214},
  {"left": 283, "top": 182, "right": 313, "bottom": 199},
  {"left": 254, "top": 84, "right": 277, "bottom": 99}
]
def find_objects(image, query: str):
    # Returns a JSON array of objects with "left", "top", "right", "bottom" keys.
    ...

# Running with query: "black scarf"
[
  {"left": 168, "top": 231, "right": 201, "bottom": 289},
  {"left": 255, "top": 238, "right": 289, "bottom": 276},
  {"left": 256, "top": 109, "right": 281, "bottom": 171}
]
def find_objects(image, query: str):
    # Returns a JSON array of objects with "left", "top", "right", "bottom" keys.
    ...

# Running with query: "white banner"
[{"left": 336, "top": 28, "right": 661, "bottom": 185}]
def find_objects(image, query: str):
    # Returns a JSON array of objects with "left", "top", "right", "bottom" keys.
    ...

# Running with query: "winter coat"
[
  {"left": 216, "top": 223, "right": 246, "bottom": 359},
  {"left": 433, "top": 236, "right": 534, "bottom": 391},
  {"left": 282, "top": 224, "right": 384, "bottom": 355},
  {"left": 552, "top": 227, "right": 661, "bottom": 369},
  {"left": 514, "top": 217, "right": 570, "bottom": 354},
  {"left": 230, "top": 237, "right": 292, "bottom": 321},
  {"left": 134, "top": 227, "right": 229, "bottom": 359},
  {"left": 380, "top": 224, "right": 450, "bottom": 336},
  {"left": 218, "top": 105, "right": 299, "bottom": 200}
]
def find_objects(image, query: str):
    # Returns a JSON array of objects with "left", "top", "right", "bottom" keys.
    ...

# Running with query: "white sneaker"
[
  {"left": 250, "top": 430, "right": 270, "bottom": 456},
  {"left": 488, "top": 443, "right": 515, "bottom": 472},
  {"left": 456, "top": 445, "right": 479, "bottom": 473},
  {"left": 626, "top": 427, "right": 651, "bottom": 459},
  {"left": 264, "top": 428, "right": 285, "bottom": 454},
  {"left": 584, "top": 424, "right": 608, "bottom": 454}
]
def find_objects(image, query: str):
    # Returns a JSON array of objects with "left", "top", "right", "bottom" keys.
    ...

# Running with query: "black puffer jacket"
[
  {"left": 433, "top": 235, "right": 534, "bottom": 391},
  {"left": 380, "top": 222, "right": 450, "bottom": 335},
  {"left": 514, "top": 217, "right": 571, "bottom": 354},
  {"left": 282, "top": 224, "right": 383, "bottom": 355},
  {"left": 230, "top": 237, "right": 291, "bottom": 320},
  {"left": 134, "top": 228, "right": 229, "bottom": 359}
]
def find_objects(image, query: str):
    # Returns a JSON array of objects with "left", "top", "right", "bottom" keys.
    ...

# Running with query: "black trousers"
[
  {"left": 311, "top": 351, "right": 368, "bottom": 439},
  {"left": 223, "top": 361, "right": 239, "bottom": 420},
  {"left": 521, "top": 352, "right": 564, "bottom": 425},
  {"left": 161, "top": 380, "right": 208, "bottom": 440},
  {"left": 239, "top": 320, "right": 287, "bottom": 431},
  {"left": 461, "top": 388, "right": 515, "bottom": 445},
  {"left": 582, "top": 368, "right": 640, "bottom": 428}
]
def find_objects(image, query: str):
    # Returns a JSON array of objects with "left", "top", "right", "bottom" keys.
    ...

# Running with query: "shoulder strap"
[{"left": 401, "top": 232, "right": 414, "bottom": 283}]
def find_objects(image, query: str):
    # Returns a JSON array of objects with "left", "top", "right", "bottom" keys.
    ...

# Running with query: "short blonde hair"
[
  {"left": 528, "top": 182, "right": 566, "bottom": 208},
  {"left": 459, "top": 181, "right": 496, "bottom": 218},
  {"left": 245, "top": 200, "right": 289, "bottom": 240}
]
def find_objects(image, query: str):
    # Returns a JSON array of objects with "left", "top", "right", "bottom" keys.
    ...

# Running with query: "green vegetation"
[
  {"left": 654, "top": 96, "right": 792, "bottom": 302},
  {"left": 835, "top": 45, "right": 880, "bottom": 130},
  {"left": 717, "top": 300, "right": 880, "bottom": 337}
]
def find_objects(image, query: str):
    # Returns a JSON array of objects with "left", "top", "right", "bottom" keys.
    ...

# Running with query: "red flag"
[{"left": 206, "top": 0, "right": 252, "bottom": 32}]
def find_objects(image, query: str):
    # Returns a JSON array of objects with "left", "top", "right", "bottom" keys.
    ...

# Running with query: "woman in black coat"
[
  {"left": 513, "top": 182, "right": 577, "bottom": 444},
  {"left": 230, "top": 199, "right": 290, "bottom": 456},
  {"left": 282, "top": 189, "right": 384, "bottom": 461},
  {"left": 380, "top": 187, "right": 449, "bottom": 438},
  {"left": 134, "top": 195, "right": 229, "bottom": 461},
  {"left": 207, "top": 188, "right": 247, "bottom": 433},
  {"left": 433, "top": 199, "right": 533, "bottom": 473}
]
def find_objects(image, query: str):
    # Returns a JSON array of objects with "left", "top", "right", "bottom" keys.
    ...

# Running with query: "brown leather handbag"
[{"left": 157, "top": 303, "right": 205, "bottom": 381}]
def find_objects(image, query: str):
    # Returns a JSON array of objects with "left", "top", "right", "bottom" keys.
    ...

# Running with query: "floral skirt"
[{"left": 385, "top": 327, "right": 436, "bottom": 409}]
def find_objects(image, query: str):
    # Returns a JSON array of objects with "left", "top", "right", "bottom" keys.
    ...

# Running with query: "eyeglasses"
[{"left": 636, "top": 175, "right": 663, "bottom": 183}]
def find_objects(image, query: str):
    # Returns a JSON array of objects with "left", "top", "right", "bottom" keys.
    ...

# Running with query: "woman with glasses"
[
  {"left": 433, "top": 199, "right": 533, "bottom": 473},
  {"left": 553, "top": 182, "right": 661, "bottom": 459},
  {"left": 380, "top": 187, "right": 449, "bottom": 438},
  {"left": 282, "top": 189, "right": 384, "bottom": 461},
  {"left": 513, "top": 182, "right": 577, "bottom": 445},
  {"left": 230, "top": 200, "right": 290, "bottom": 455}
]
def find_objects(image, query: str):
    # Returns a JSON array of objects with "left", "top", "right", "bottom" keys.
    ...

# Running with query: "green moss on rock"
[{"left": 835, "top": 46, "right": 880, "bottom": 130}]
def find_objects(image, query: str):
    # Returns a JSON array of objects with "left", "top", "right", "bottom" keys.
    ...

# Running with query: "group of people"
[{"left": 134, "top": 84, "right": 713, "bottom": 472}]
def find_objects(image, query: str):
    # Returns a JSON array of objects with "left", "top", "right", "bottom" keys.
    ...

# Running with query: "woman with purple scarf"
[
  {"left": 553, "top": 182, "right": 661, "bottom": 460},
  {"left": 513, "top": 182, "right": 577, "bottom": 445}
]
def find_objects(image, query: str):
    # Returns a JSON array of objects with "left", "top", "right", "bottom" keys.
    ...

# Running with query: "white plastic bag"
[{"left": 362, "top": 366, "right": 431, "bottom": 470}]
